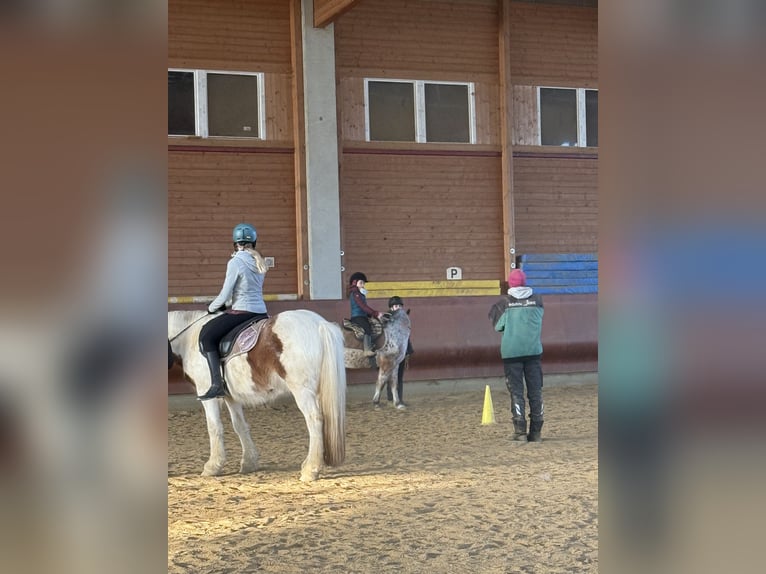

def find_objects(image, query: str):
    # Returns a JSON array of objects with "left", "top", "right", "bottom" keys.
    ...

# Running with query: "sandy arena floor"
[{"left": 168, "top": 381, "right": 598, "bottom": 573}]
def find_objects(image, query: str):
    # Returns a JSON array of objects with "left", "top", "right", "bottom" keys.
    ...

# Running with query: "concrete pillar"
[{"left": 301, "top": 0, "right": 342, "bottom": 299}]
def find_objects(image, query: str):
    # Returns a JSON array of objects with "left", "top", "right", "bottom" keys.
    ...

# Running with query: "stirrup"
[{"left": 197, "top": 383, "right": 226, "bottom": 401}]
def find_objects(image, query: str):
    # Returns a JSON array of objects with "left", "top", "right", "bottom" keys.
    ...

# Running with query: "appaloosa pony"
[
  {"left": 168, "top": 309, "right": 346, "bottom": 482},
  {"left": 342, "top": 308, "right": 411, "bottom": 409}
]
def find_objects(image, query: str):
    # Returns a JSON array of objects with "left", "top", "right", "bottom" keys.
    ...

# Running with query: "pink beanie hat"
[{"left": 508, "top": 269, "right": 527, "bottom": 287}]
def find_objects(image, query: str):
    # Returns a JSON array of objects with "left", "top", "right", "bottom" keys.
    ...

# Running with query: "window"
[
  {"left": 168, "top": 69, "right": 265, "bottom": 139},
  {"left": 168, "top": 71, "right": 195, "bottom": 136},
  {"left": 367, "top": 81, "right": 416, "bottom": 142},
  {"left": 365, "top": 79, "right": 476, "bottom": 143},
  {"left": 538, "top": 87, "right": 598, "bottom": 147}
]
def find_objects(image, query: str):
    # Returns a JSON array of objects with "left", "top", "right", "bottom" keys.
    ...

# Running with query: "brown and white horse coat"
[{"left": 168, "top": 309, "right": 346, "bottom": 482}]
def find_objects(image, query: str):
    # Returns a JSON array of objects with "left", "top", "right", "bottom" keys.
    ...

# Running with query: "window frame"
[
  {"left": 364, "top": 78, "right": 477, "bottom": 144},
  {"left": 168, "top": 68, "right": 266, "bottom": 140},
  {"left": 536, "top": 86, "right": 598, "bottom": 148}
]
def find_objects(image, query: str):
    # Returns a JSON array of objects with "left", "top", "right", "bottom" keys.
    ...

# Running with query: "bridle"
[{"left": 169, "top": 312, "right": 209, "bottom": 343}]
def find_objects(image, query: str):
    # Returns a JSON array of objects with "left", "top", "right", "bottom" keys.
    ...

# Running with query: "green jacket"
[{"left": 489, "top": 287, "right": 544, "bottom": 359}]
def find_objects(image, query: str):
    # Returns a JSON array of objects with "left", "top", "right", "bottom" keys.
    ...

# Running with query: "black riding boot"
[
  {"left": 363, "top": 334, "right": 375, "bottom": 357},
  {"left": 512, "top": 419, "right": 527, "bottom": 441},
  {"left": 198, "top": 351, "right": 226, "bottom": 401},
  {"left": 528, "top": 420, "right": 544, "bottom": 442}
]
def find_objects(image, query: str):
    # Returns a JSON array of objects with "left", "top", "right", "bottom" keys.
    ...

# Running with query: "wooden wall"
[
  {"left": 512, "top": 153, "right": 598, "bottom": 254},
  {"left": 340, "top": 151, "right": 504, "bottom": 281},
  {"left": 335, "top": 0, "right": 499, "bottom": 81},
  {"left": 168, "top": 150, "right": 298, "bottom": 296},
  {"left": 335, "top": 0, "right": 505, "bottom": 283},
  {"left": 168, "top": 0, "right": 291, "bottom": 73},
  {"left": 167, "top": 0, "right": 599, "bottom": 299},
  {"left": 509, "top": 2, "right": 598, "bottom": 255},
  {"left": 509, "top": 2, "right": 598, "bottom": 87},
  {"left": 168, "top": 0, "right": 298, "bottom": 299}
]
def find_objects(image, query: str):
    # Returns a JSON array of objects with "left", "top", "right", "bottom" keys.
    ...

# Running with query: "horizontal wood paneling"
[
  {"left": 475, "top": 81, "right": 501, "bottom": 145},
  {"left": 340, "top": 152, "right": 504, "bottom": 282},
  {"left": 510, "top": 2, "right": 597, "bottom": 87},
  {"left": 512, "top": 156, "right": 598, "bottom": 254},
  {"left": 335, "top": 0, "right": 499, "bottom": 81},
  {"left": 512, "top": 85, "right": 538, "bottom": 145},
  {"left": 168, "top": 150, "right": 298, "bottom": 296},
  {"left": 333, "top": 1, "right": 512, "bottom": 147},
  {"left": 338, "top": 76, "right": 366, "bottom": 142},
  {"left": 264, "top": 73, "right": 294, "bottom": 141},
  {"left": 168, "top": 0, "right": 292, "bottom": 73}
]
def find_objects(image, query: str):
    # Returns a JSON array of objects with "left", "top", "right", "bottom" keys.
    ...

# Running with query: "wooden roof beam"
[{"left": 313, "top": 0, "right": 362, "bottom": 28}]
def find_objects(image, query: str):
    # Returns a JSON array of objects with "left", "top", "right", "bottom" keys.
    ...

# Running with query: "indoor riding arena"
[{"left": 168, "top": 0, "right": 598, "bottom": 572}]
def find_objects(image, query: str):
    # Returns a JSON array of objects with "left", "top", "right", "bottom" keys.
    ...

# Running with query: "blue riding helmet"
[{"left": 232, "top": 223, "right": 257, "bottom": 244}]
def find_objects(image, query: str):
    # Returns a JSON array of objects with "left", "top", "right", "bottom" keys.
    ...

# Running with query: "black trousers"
[
  {"left": 199, "top": 312, "right": 266, "bottom": 353},
  {"left": 502, "top": 355, "right": 544, "bottom": 423}
]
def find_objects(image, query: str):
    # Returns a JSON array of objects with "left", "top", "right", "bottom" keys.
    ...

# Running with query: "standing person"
[
  {"left": 488, "top": 269, "right": 545, "bottom": 442},
  {"left": 348, "top": 272, "right": 384, "bottom": 357},
  {"left": 387, "top": 296, "right": 414, "bottom": 406},
  {"left": 197, "top": 223, "right": 269, "bottom": 401}
]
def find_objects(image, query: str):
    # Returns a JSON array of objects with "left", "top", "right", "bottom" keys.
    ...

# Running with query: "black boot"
[
  {"left": 363, "top": 334, "right": 375, "bottom": 357},
  {"left": 528, "top": 420, "right": 543, "bottom": 442},
  {"left": 198, "top": 351, "right": 226, "bottom": 401},
  {"left": 512, "top": 419, "right": 527, "bottom": 441}
]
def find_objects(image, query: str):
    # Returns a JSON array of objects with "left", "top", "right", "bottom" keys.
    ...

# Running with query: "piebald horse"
[
  {"left": 168, "top": 309, "right": 346, "bottom": 482},
  {"left": 343, "top": 308, "right": 412, "bottom": 409}
]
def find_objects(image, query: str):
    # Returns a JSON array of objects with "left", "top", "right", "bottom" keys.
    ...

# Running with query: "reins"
[{"left": 169, "top": 312, "right": 209, "bottom": 343}]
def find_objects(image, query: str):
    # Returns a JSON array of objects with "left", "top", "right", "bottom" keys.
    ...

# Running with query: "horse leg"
[
  {"left": 200, "top": 399, "right": 226, "bottom": 476},
  {"left": 391, "top": 380, "right": 403, "bottom": 409},
  {"left": 292, "top": 386, "right": 324, "bottom": 482},
  {"left": 372, "top": 366, "right": 393, "bottom": 407},
  {"left": 223, "top": 398, "right": 259, "bottom": 474}
]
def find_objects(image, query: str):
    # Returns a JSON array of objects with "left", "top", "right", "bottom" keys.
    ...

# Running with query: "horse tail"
[{"left": 317, "top": 319, "right": 346, "bottom": 466}]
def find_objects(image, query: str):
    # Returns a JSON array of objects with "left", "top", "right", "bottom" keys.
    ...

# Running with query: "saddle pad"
[
  {"left": 220, "top": 319, "right": 268, "bottom": 361},
  {"left": 343, "top": 317, "right": 385, "bottom": 339},
  {"left": 342, "top": 319, "right": 365, "bottom": 340}
]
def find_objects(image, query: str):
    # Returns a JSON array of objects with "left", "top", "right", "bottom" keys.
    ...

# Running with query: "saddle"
[{"left": 218, "top": 318, "right": 269, "bottom": 362}]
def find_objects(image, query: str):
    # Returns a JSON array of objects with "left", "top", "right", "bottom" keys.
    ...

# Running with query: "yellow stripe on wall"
[
  {"left": 169, "top": 281, "right": 500, "bottom": 304},
  {"left": 365, "top": 280, "right": 500, "bottom": 298}
]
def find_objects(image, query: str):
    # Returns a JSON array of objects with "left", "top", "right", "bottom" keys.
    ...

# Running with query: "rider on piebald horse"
[{"left": 197, "top": 223, "right": 269, "bottom": 401}]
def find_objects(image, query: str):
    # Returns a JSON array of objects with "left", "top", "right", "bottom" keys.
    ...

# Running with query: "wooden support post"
[
  {"left": 499, "top": 0, "right": 516, "bottom": 277},
  {"left": 290, "top": 0, "right": 309, "bottom": 299}
]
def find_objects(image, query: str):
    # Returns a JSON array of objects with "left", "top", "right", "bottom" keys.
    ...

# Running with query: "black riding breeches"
[
  {"left": 350, "top": 315, "right": 372, "bottom": 336},
  {"left": 199, "top": 312, "right": 265, "bottom": 353}
]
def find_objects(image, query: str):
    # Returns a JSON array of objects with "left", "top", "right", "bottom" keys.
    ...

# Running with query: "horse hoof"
[
  {"left": 300, "top": 471, "right": 319, "bottom": 482},
  {"left": 396, "top": 403, "right": 407, "bottom": 410},
  {"left": 201, "top": 465, "right": 223, "bottom": 477},
  {"left": 240, "top": 461, "right": 259, "bottom": 474}
]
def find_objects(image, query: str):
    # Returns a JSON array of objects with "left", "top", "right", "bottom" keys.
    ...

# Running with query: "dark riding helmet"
[
  {"left": 349, "top": 272, "right": 368, "bottom": 285},
  {"left": 388, "top": 296, "right": 404, "bottom": 308},
  {"left": 232, "top": 223, "right": 257, "bottom": 245}
]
